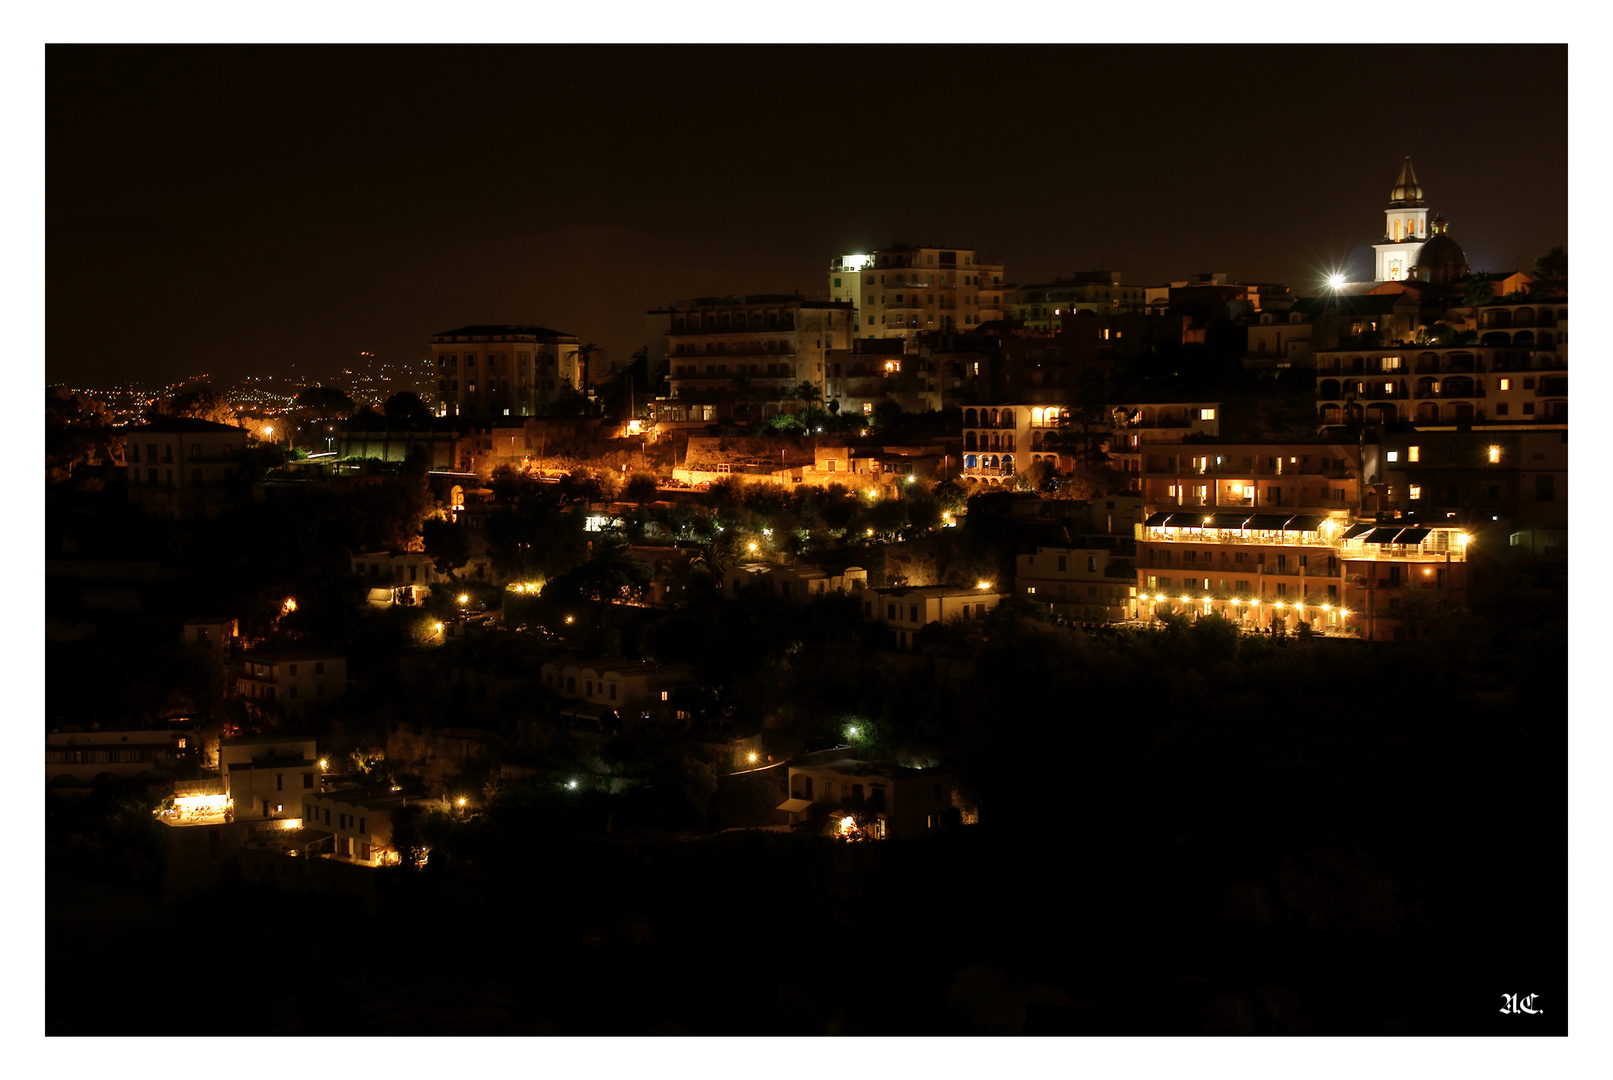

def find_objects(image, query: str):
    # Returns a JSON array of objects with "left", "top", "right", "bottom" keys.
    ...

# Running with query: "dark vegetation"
[{"left": 44, "top": 399, "right": 1565, "bottom": 1035}]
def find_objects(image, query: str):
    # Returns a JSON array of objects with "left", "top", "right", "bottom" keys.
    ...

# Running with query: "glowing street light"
[
  {"left": 1327, "top": 272, "right": 1346, "bottom": 289},
  {"left": 747, "top": 752, "right": 758, "bottom": 764},
  {"left": 976, "top": 580, "right": 993, "bottom": 590},
  {"left": 456, "top": 797, "right": 467, "bottom": 808},
  {"left": 457, "top": 593, "right": 468, "bottom": 605},
  {"left": 567, "top": 779, "right": 579, "bottom": 790}
]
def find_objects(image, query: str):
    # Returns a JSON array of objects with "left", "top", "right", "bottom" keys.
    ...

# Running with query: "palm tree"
[{"left": 575, "top": 342, "right": 601, "bottom": 402}]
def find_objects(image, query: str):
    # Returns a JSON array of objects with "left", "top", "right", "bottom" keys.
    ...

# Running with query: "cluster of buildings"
[{"left": 98, "top": 158, "right": 1564, "bottom": 652}]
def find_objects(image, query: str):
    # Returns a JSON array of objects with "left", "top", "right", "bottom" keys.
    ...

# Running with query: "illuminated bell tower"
[{"left": 1372, "top": 158, "right": 1428, "bottom": 282}]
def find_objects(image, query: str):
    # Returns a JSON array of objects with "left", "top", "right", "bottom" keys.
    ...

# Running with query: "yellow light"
[
  {"left": 318, "top": 759, "right": 329, "bottom": 770},
  {"left": 565, "top": 615, "right": 574, "bottom": 624},
  {"left": 1232, "top": 598, "right": 1242, "bottom": 605},
  {"left": 1458, "top": 534, "right": 1469, "bottom": 546},
  {"left": 1321, "top": 603, "right": 1331, "bottom": 611},
  {"left": 839, "top": 815, "right": 857, "bottom": 834},
  {"left": 1180, "top": 595, "right": 1189, "bottom": 603},
  {"left": 748, "top": 542, "right": 758, "bottom": 553},
  {"left": 456, "top": 797, "right": 466, "bottom": 807},
  {"left": 282, "top": 597, "right": 297, "bottom": 614},
  {"left": 1488, "top": 445, "right": 1501, "bottom": 464},
  {"left": 457, "top": 594, "right": 468, "bottom": 604},
  {"left": 976, "top": 580, "right": 992, "bottom": 590},
  {"left": 1274, "top": 601, "right": 1284, "bottom": 609},
  {"left": 747, "top": 753, "right": 758, "bottom": 764},
  {"left": 433, "top": 622, "right": 443, "bottom": 632}
]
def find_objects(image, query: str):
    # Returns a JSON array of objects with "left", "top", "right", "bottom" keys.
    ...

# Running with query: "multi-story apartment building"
[
  {"left": 1135, "top": 511, "right": 1469, "bottom": 640},
  {"left": 960, "top": 404, "right": 1034, "bottom": 481},
  {"left": 829, "top": 244, "right": 1006, "bottom": 343},
  {"left": 219, "top": 736, "right": 320, "bottom": 821},
  {"left": 1363, "top": 429, "right": 1567, "bottom": 545},
  {"left": 1016, "top": 545, "right": 1136, "bottom": 622},
  {"left": 302, "top": 789, "right": 407, "bottom": 865},
  {"left": 648, "top": 295, "right": 854, "bottom": 424},
  {"left": 1106, "top": 401, "right": 1222, "bottom": 491},
  {"left": 1134, "top": 442, "right": 1361, "bottom": 515},
  {"left": 1008, "top": 271, "right": 1146, "bottom": 332},
  {"left": 124, "top": 417, "right": 247, "bottom": 519},
  {"left": 235, "top": 653, "right": 348, "bottom": 720},
  {"left": 430, "top": 325, "right": 581, "bottom": 419},
  {"left": 539, "top": 658, "right": 696, "bottom": 725},
  {"left": 1315, "top": 296, "right": 1568, "bottom": 430},
  {"left": 779, "top": 754, "right": 954, "bottom": 839},
  {"left": 861, "top": 586, "right": 1008, "bottom": 651}
]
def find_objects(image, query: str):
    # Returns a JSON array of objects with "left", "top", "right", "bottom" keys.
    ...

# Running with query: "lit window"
[
  {"left": 1488, "top": 446, "right": 1501, "bottom": 464},
  {"left": 1199, "top": 408, "right": 1215, "bottom": 420},
  {"left": 1386, "top": 451, "right": 1398, "bottom": 463},
  {"left": 1498, "top": 378, "right": 1510, "bottom": 390},
  {"left": 1408, "top": 446, "right": 1419, "bottom": 463},
  {"left": 1409, "top": 485, "right": 1421, "bottom": 500}
]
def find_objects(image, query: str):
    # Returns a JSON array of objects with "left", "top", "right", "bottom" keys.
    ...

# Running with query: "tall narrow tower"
[{"left": 1373, "top": 158, "right": 1428, "bottom": 282}]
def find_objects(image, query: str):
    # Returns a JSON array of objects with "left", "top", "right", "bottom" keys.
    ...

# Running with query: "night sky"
[{"left": 47, "top": 45, "right": 1567, "bottom": 389}]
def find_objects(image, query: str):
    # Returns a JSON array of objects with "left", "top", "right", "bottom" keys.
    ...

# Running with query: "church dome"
[
  {"left": 1413, "top": 232, "right": 1468, "bottom": 284},
  {"left": 1388, "top": 158, "right": 1424, "bottom": 207}
]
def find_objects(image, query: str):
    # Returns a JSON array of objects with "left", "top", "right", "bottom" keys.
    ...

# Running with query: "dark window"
[
  {"left": 276, "top": 773, "right": 283, "bottom": 791},
  {"left": 303, "top": 773, "right": 313, "bottom": 789}
]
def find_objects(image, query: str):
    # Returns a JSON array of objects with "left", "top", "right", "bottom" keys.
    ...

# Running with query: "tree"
[
  {"left": 625, "top": 473, "right": 659, "bottom": 505},
  {"left": 1533, "top": 245, "right": 1567, "bottom": 280},
  {"left": 574, "top": 343, "right": 601, "bottom": 403},
  {"left": 1463, "top": 273, "right": 1495, "bottom": 307},
  {"left": 158, "top": 385, "right": 238, "bottom": 426},
  {"left": 383, "top": 392, "right": 432, "bottom": 423},
  {"left": 421, "top": 518, "right": 471, "bottom": 582},
  {"left": 295, "top": 385, "right": 356, "bottom": 421}
]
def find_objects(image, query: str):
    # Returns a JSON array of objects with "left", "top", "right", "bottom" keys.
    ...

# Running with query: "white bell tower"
[{"left": 1372, "top": 158, "right": 1428, "bottom": 282}]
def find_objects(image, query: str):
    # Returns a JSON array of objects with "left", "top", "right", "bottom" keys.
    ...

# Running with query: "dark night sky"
[{"left": 46, "top": 44, "right": 1567, "bottom": 389}]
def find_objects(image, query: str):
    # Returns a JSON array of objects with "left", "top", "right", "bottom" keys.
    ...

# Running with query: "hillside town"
[{"left": 46, "top": 159, "right": 1567, "bottom": 1036}]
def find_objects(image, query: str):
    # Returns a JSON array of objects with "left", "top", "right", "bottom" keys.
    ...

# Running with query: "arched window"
[
  {"left": 964, "top": 432, "right": 977, "bottom": 451},
  {"left": 1392, "top": 220, "right": 1401, "bottom": 241},
  {"left": 964, "top": 408, "right": 977, "bottom": 427},
  {"left": 1001, "top": 409, "right": 1015, "bottom": 426},
  {"left": 964, "top": 454, "right": 978, "bottom": 469}
]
